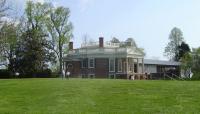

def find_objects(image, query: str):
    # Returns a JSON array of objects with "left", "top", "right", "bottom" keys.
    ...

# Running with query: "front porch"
[{"left": 109, "top": 57, "right": 146, "bottom": 80}]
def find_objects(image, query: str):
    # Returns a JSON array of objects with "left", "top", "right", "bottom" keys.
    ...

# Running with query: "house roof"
[
  {"left": 144, "top": 59, "right": 181, "bottom": 66},
  {"left": 66, "top": 46, "right": 144, "bottom": 59}
]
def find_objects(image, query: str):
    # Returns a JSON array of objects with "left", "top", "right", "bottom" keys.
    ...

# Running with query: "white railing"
[
  {"left": 69, "top": 48, "right": 128, "bottom": 55},
  {"left": 105, "top": 42, "right": 120, "bottom": 47},
  {"left": 81, "top": 41, "right": 122, "bottom": 48},
  {"left": 81, "top": 42, "right": 99, "bottom": 48}
]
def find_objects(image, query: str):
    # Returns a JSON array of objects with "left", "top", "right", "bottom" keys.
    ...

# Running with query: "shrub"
[
  {"left": 34, "top": 69, "right": 52, "bottom": 78},
  {"left": 0, "top": 70, "right": 11, "bottom": 79},
  {"left": 191, "top": 72, "right": 200, "bottom": 80}
]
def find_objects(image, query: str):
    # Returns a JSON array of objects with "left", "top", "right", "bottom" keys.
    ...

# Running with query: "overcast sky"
[{"left": 10, "top": 0, "right": 200, "bottom": 60}]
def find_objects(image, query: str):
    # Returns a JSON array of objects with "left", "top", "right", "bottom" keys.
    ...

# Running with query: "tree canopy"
[
  {"left": 164, "top": 27, "right": 184, "bottom": 61},
  {"left": 15, "top": 1, "right": 56, "bottom": 76},
  {"left": 46, "top": 5, "right": 73, "bottom": 76},
  {"left": 177, "top": 42, "right": 190, "bottom": 61},
  {"left": 0, "top": 0, "right": 8, "bottom": 24}
]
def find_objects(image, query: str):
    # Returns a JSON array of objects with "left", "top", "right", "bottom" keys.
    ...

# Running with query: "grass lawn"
[{"left": 0, "top": 79, "right": 200, "bottom": 114}]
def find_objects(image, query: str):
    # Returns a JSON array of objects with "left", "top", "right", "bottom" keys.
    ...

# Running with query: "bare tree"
[
  {"left": 46, "top": 5, "right": 73, "bottom": 76},
  {"left": 0, "top": 0, "right": 8, "bottom": 24}
]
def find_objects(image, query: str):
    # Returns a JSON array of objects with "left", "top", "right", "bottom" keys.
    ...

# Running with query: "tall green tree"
[
  {"left": 177, "top": 41, "right": 190, "bottom": 61},
  {"left": 0, "top": 22, "right": 17, "bottom": 73},
  {"left": 46, "top": 5, "right": 73, "bottom": 76},
  {"left": 191, "top": 48, "right": 200, "bottom": 75},
  {"left": 164, "top": 27, "right": 184, "bottom": 61},
  {"left": 16, "top": 1, "right": 55, "bottom": 76},
  {"left": 180, "top": 52, "right": 192, "bottom": 78}
]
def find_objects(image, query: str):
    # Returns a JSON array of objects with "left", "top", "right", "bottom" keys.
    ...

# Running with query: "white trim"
[
  {"left": 117, "top": 58, "right": 122, "bottom": 72},
  {"left": 109, "top": 58, "right": 115, "bottom": 72},
  {"left": 88, "top": 58, "right": 95, "bottom": 68}
]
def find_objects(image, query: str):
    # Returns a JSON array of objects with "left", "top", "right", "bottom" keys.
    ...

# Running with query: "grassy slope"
[{"left": 0, "top": 79, "right": 200, "bottom": 114}]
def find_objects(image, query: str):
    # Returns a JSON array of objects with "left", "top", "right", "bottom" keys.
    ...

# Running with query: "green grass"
[{"left": 0, "top": 79, "right": 200, "bottom": 114}]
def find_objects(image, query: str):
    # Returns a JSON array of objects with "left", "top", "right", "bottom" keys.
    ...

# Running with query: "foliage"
[
  {"left": 164, "top": 27, "right": 184, "bottom": 61},
  {"left": 180, "top": 52, "right": 192, "bottom": 78},
  {"left": 177, "top": 41, "right": 190, "bottom": 61},
  {"left": 0, "top": 22, "right": 17, "bottom": 74},
  {"left": 45, "top": 5, "right": 73, "bottom": 75},
  {"left": 180, "top": 47, "right": 200, "bottom": 79},
  {"left": 0, "top": 69, "right": 11, "bottom": 78},
  {"left": 191, "top": 48, "right": 200, "bottom": 77},
  {"left": 15, "top": 1, "right": 56, "bottom": 76},
  {"left": 0, "top": 0, "right": 8, "bottom": 24}
]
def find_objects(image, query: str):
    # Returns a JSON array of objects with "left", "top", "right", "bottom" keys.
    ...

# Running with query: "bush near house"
[
  {"left": 191, "top": 72, "right": 200, "bottom": 80},
  {"left": 0, "top": 69, "right": 12, "bottom": 79},
  {"left": 0, "top": 69, "right": 54, "bottom": 79}
]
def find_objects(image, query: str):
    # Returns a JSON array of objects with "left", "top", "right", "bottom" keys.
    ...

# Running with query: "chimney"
[
  {"left": 99, "top": 37, "right": 104, "bottom": 48},
  {"left": 69, "top": 42, "right": 73, "bottom": 50}
]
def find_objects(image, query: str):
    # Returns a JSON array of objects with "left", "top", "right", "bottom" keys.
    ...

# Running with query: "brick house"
[
  {"left": 63, "top": 37, "right": 181, "bottom": 79},
  {"left": 63, "top": 37, "right": 146, "bottom": 79}
]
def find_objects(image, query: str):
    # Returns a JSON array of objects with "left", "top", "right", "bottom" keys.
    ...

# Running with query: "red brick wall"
[
  {"left": 65, "top": 58, "right": 129, "bottom": 78},
  {"left": 95, "top": 58, "right": 109, "bottom": 78}
]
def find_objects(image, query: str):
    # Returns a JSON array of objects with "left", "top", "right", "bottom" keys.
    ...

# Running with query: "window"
[
  {"left": 81, "top": 58, "right": 88, "bottom": 68},
  {"left": 118, "top": 59, "right": 122, "bottom": 72},
  {"left": 109, "top": 58, "right": 115, "bottom": 72},
  {"left": 89, "top": 58, "right": 95, "bottom": 68}
]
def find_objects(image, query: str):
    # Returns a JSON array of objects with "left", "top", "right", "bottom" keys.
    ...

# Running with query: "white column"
[
  {"left": 137, "top": 58, "right": 139, "bottom": 73},
  {"left": 132, "top": 58, "right": 134, "bottom": 73},
  {"left": 142, "top": 58, "right": 144, "bottom": 74},
  {"left": 126, "top": 58, "right": 129, "bottom": 79}
]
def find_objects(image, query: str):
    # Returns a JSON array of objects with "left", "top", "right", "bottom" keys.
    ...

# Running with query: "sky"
[{"left": 9, "top": 0, "right": 200, "bottom": 60}]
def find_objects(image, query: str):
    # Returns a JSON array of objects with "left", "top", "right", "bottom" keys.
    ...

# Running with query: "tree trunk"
[{"left": 59, "top": 44, "right": 63, "bottom": 77}]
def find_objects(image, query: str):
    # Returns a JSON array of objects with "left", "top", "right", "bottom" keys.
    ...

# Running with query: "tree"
[
  {"left": 0, "top": 0, "right": 8, "bottom": 24},
  {"left": 185, "top": 48, "right": 200, "bottom": 79},
  {"left": 191, "top": 48, "right": 200, "bottom": 72},
  {"left": 0, "top": 22, "right": 17, "bottom": 74},
  {"left": 16, "top": 1, "right": 56, "bottom": 76},
  {"left": 164, "top": 27, "right": 184, "bottom": 61},
  {"left": 46, "top": 5, "right": 73, "bottom": 76},
  {"left": 177, "top": 42, "right": 190, "bottom": 61},
  {"left": 180, "top": 52, "right": 192, "bottom": 78}
]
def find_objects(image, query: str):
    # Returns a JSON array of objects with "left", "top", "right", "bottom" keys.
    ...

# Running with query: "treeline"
[
  {"left": 164, "top": 27, "right": 200, "bottom": 79},
  {"left": 0, "top": 0, "right": 73, "bottom": 78}
]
